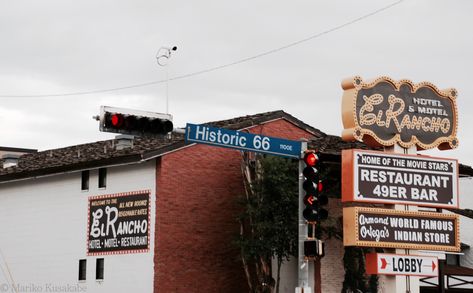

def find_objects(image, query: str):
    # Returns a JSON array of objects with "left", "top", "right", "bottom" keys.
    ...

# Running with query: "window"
[
  {"left": 78, "top": 259, "right": 87, "bottom": 281},
  {"left": 96, "top": 258, "right": 104, "bottom": 280},
  {"left": 98, "top": 168, "right": 107, "bottom": 188},
  {"left": 81, "top": 170, "right": 89, "bottom": 191},
  {"left": 446, "top": 254, "right": 460, "bottom": 266}
]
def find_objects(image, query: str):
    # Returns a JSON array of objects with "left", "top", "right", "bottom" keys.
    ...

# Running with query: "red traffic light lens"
[
  {"left": 111, "top": 114, "right": 124, "bottom": 127},
  {"left": 303, "top": 194, "right": 315, "bottom": 206},
  {"left": 318, "top": 181, "right": 323, "bottom": 192},
  {"left": 304, "top": 153, "right": 319, "bottom": 167}
]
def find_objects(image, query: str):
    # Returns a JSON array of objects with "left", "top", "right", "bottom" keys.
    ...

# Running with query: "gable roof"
[{"left": 0, "top": 110, "right": 323, "bottom": 183}]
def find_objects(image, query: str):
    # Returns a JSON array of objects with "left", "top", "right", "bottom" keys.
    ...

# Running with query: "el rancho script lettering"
[
  {"left": 341, "top": 76, "right": 458, "bottom": 150},
  {"left": 358, "top": 92, "right": 451, "bottom": 139}
]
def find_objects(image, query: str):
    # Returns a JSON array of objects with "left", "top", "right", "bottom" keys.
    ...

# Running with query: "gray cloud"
[{"left": 0, "top": 0, "right": 472, "bottom": 166}]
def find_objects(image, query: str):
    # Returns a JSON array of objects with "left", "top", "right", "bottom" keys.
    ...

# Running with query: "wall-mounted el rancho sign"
[
  {"left": 342, "top": 149, "right": 458, "bottom": 208},
  {"left": 343, "top": 207, "right": 460, "bottom": 252},
  {"left": 87, "top": 190, "right": 151, "bottom": 255},
  {"left": 341, "top": 76, "right": 459, "bottom": 150}
]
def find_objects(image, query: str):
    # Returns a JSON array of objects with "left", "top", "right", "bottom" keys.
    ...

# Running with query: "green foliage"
[
  {"left": 238, "top": 155, "right": 298, "bottom": 261},
  {"left": 259, "top": 156, "right": 299, "bottom": 260},
  {"left": 342, "top": 247, "right": 367, "bottom": 292},
  {"left": 342, "top": 247, "right": 378, "bottom": 293},
  {"left": 236, "top": 155, "right": 298, "bottom": 292}
]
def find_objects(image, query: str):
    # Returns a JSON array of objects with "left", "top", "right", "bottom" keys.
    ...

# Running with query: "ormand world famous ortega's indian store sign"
[
  {"left": 87, "top": 190, "right": 151, "bottom": 255},
  {"left": 342, "top": 149, "right": 459, "bottom": 208},
  {"left": 343, "top": 207, "right": 460, "bottom": 252}
]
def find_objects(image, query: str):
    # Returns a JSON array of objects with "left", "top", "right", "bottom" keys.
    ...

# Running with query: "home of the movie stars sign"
[
  {"left": 342, "top": 149, "right": 459, "bottom": 208},
  {"left": 340, "top": 76, "right": 461, "bottom": 277}
]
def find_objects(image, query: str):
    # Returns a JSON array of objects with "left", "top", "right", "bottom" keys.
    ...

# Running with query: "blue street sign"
[{"left": 185, "top": 123, "right": 302, "bottom": 158}]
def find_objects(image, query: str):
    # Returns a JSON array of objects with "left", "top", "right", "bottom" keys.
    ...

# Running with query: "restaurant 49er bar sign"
[
  {"left": 341, "top": 76, "right": 458, "bottom": 150},
  {"left": 342, "top": 149, "right": 458, "bottom": 208},
  {"left": 343, "top": 207, "right": 460, "bottom": 252},
  {"left": 87, "top": 190, "right": 150, "bottom": 255}
]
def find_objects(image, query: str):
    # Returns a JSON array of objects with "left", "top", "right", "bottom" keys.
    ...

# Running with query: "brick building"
[{"left": 1, "top": 110, "right": 473, "bottom": 293}]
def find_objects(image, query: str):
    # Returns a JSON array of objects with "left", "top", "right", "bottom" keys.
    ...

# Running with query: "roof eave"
[{"left": 0, "top": 153, "right": 143, "bottom": 184}]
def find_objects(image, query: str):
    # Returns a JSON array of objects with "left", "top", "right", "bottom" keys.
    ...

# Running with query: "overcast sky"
[{"left": 1, "top": 0, "right": 472, "bottom": 166}]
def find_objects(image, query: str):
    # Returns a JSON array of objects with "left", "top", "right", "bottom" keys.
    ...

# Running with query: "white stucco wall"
[{"left": 0, "top": 160, "right": 156, "bottom": 293}]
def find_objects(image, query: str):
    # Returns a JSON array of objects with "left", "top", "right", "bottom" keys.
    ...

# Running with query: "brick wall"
[
  {"left": 321, "top": 198, "right": 345, "bottom": 293},
  {"left": 154, "top": 118, "right": 315, "bottom": 292}
]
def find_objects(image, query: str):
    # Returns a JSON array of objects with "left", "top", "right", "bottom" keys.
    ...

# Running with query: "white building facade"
[{"left": 0, "top": 161, "right": 156, "bottom": 293}]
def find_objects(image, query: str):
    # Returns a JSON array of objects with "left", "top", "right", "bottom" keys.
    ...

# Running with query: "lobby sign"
[
  {"left": 342, "top": 149, "right": 458, "bottom": 208},
  {"left": 341, "top": 76, "right": 458, "bottom": 150},
  {"left": 365, "top": 253, "right": 438, "bottom": 277},
  {"left": 343, "top": 207, "right": 460, "bottom": 252},
  {"left": 87, "top": 190, "right": 151, "bottom": 255}
]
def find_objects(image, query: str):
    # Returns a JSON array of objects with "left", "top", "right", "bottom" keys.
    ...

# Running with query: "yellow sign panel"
[
  {"left": 343, "top": 207, "right": 460, "bottom": 252},
  {"left": 341, "top": 76, "right": 459, "bottom": 150}
]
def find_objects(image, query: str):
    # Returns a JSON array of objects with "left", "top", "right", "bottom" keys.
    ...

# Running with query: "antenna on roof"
[{"left": 156, "top": 46, "right": 178, "bottom": 114}]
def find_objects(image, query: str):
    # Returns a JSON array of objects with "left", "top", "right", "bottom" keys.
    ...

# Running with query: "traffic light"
[
  {"left": 98, "top": 106, "right": 173, "bottom": 137},
  {"left": 304, "top": 239, "right": 324, "bottom": 258},
  {"left": 302, "top": 152, "right": 328, "bottom": 222}
]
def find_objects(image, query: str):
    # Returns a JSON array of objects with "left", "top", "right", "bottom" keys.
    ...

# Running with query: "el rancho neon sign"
[{"left": 341, "top": 76, "right": 459, "bottom": 150}]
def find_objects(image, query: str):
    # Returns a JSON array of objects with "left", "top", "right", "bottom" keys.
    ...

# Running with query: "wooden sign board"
[
  {"left": 342, "top": 149, "right": 459, "bottom": 208},
  {"left": 343, "top": 207, "right": 460, "bottom": 252},
  {"left": 87, "top": 190, "right": 151, "bottom": 255},
  {"left": 341, "top": 76, "right": 459, "bottom": 150},
  {"left": 366, "top": 253, "right": 438, "bottom": 277}
]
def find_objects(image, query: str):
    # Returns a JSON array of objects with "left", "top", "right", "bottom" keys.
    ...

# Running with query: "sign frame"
[
  {"left": 343, "top": 207, "right": 460, "bottom": 252},
  {"left": 365, "top": 253, "right": 439, "bottom": 277},
  {"left": 342, "top": 149, "right": 459, "bottom": 208},
  {"left": 341, "top": 76, "right": 459, "bottom": 150},
  {"left": 87, "top": 190, "right": 151, "bottom": 256},
  {"left": 185, "top": 123, "right": 302, "bottom": 158}
]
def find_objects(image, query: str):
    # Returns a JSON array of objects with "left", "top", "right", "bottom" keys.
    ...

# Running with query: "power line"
[{"left": 0, "top": 0, "right": 404, "bottom": 98}]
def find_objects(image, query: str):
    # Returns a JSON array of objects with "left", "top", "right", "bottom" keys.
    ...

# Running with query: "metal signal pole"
[{"left": 297, "top": 140, "right": 311, "bottom": 293}]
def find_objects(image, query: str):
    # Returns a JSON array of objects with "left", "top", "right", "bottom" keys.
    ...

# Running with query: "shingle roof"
[
  {"left": 1, "top": 109, "right": 472, "bottom": 182},
  {"left": 207, "top": 110, "right": 323, "bottom": 136},
  {"left": 0, "top": 110, "right": 324, "bottom": 182},
  {"left": 0, "top": 134, "right": 186, "bottom": 182}
]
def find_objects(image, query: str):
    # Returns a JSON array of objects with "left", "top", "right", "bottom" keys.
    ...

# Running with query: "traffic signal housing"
[
  {"left": 98, "top": 106, "right": 173, "bottom": 137},
  {"left": 304, "top": 239, "right": 324, "bottom": 258},
  {"left": 302, "top": 152, "right": 328, "bottom": 222}
]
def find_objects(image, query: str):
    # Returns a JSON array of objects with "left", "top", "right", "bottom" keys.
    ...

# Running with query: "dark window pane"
[
  {"left": 96, "top": 258, "right": 104, "bottom": 280},
  {"left": 98, "top": 168, "right": 107, "bottom": 188},
  {"left": 81, "top": 170, "right": 89, "bottom": 191},
  {"left": 446, "top": 254, "right": 459, "bottom": 266},
  {"left": 78, "top": 259, "right": 87, "bottom": 281}
]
